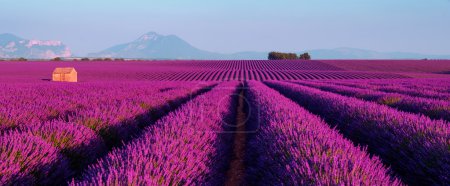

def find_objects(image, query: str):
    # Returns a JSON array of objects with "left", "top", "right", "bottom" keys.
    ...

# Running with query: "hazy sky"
[{"left": 1, "top": 0, "right": 449, "bottom": 55}]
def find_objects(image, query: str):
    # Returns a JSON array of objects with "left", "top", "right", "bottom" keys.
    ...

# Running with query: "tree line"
[{"left": 268, "top": 52, "right": 311, "bottom": 60}]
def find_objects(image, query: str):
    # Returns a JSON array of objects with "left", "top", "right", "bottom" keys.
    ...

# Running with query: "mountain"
[
  {"left": 302, "top": 47, "right": 450, "bottom": 60},
  {"left": 1, "top": 32, "right": 448, "bottom": 60},
  {"left": 88, "top": 32, "right": 221, "bottom": 59},
  {"left": 89, "top": 32, "right": 450, "bottom": 60},
  {"left": 89, "top": 32, "right": 267, "bottom": 60},
  {"left": 0, "top": 33, "right": 71, "bottom": 59}
]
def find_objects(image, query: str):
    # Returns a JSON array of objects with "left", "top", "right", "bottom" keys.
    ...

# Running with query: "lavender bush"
[
  {"left": 325, "top": 79, "right": 450, "bottom": 101},
  {"left": 72, "top": 81, "right": 239, "bottom": 185},
  {"left": 245, "top": 81, "right": 401, "bottom": 185},
  {"left": 0, "top": 131, "right": 70, "bottom": 185},
  {"left": 20, "top": 121, "right": 106, "bottom": 169},
  {"left": 293, "top": 80, "right": 450, "bottom": 121},
  {"left": 266, "top": 81, "right": 449, "bottom": 185}
]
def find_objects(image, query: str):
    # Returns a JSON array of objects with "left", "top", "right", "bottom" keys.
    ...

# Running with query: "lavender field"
[{"left": 0, "top": 60, "right": 449, "bottom": 185}]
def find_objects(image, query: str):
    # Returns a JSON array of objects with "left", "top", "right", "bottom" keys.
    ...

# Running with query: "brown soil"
[{"left": 225, "top": 89, "right": 247, "bottom": 186}]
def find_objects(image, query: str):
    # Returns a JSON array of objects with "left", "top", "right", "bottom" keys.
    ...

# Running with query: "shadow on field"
[
  {"left": 437, "top": 71, "right": 450, "bottom": 74},
  {"left": 68, "top": 84, "right": 217, "bottom": 181}
]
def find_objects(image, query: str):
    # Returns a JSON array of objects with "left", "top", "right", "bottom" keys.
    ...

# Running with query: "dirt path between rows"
[{"left": 225, "top": 88, "right": 247, "bottom": 186}]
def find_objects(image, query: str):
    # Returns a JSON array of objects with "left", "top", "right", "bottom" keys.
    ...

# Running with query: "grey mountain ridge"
[
  {"left": 1, "top": 32, "right": 449, "bottom": 59},
  {"left": 0, "top": 33, "right": 71, "bottom": 59},
  {"left": 88, "top": 32, "right": 450, "bottom": 60}
]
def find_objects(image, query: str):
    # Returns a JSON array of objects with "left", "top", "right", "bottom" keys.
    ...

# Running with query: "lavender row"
[
  {"left": 245, "top": 81, "right": 400, "bottom": 185},
  {"left": 1, "top": 82, "right": 212, "bottom": 184},
  {"left": 19, "top": 121, "right": 107, "bottom": 170},
  {"left": 0, "top": 83, "right": 80, "bottom": 131},
  {"left": 0, "top": 82, "right": 148, "bottom": 131},
  {"left": 0, "top": 82, "right": 212, "bottom": 146},
  {"left": 43, "top": 82, "right": 211, "bottom": 148},
  {"left": 266, "top": 81, "right": 449, "bottom": 185},
  {"left": 72, "top": 81, "right": 240, "bottom": 185},
  {"left": 293, "top": 81, "right": 450, "bottom": 121},
  {"left": 323, "top": 80, "right": 450, "bottom": 101},
  {"left": 63, "top": 83, "right": 213, "bottom": 146},
  {"left": 0, "top": 82, "right": 210, "bottom": 132},
  {"left": 338, "top": 78, "right": 450, "bottom": 93},
  {"left": 0, "top": 130, "right": 70, "bottom": 185}
]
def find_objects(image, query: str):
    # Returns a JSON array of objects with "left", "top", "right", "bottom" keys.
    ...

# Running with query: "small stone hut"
[{"left": 52, "top": 67, "right": 77, "bottom": 82}]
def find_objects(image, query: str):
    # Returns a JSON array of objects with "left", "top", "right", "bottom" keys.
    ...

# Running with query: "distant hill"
[
  {"left": 88, "top": 32, "right": 218, "bottom": 59},
  {"left": 2, "top": 32, "right": 449, "bottom": 60},
  {"left": 88, "top": 32, "right": 266, "bottom": 60},
  {"left": 0, "top": 33, "right": 71, "bottom": 59},
  {"left": 303, "top": 47, "right": 450, "bottom": 60},
  {"left": 89, "top": 32, "right": 450, "bottom": 60}
]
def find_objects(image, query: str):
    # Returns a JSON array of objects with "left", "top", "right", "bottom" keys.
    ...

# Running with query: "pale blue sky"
[{"left": 1, "top": 0, "right": 449, "bottom": 55}]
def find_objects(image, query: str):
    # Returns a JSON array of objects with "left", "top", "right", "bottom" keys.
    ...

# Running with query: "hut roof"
[{"left": 53, "top": 67, "right": 76, "bottom": 74}]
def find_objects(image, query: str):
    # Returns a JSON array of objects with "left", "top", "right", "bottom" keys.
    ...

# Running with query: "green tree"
[
  {"left": 299, "top": 52, "right": 311, "bottom": 60},
  {"left": 52, "top": 57, "right": 62, "bottom": 61},
  {"left": 268, "top": 52, "right": 298, "bottom": 60}
]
